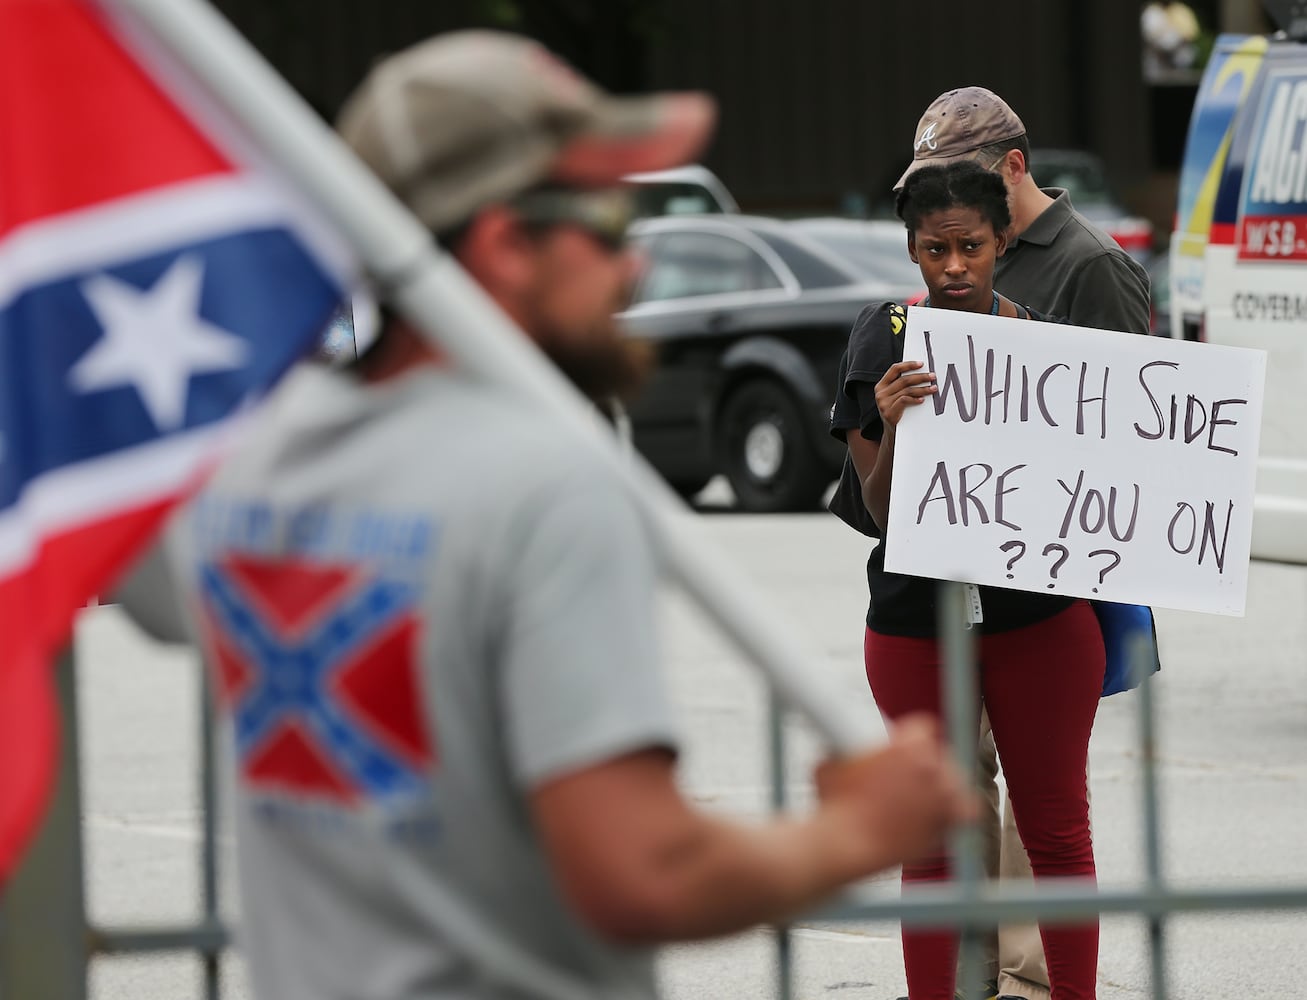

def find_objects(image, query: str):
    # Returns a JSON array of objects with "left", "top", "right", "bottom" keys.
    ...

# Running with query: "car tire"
[{"left": 717, "top": 378, "right": 828, "bottom": 513}]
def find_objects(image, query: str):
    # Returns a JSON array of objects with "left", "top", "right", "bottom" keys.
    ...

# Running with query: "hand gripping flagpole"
[{"left": 107, "top": 0, "right": 877, "bottom": 754}]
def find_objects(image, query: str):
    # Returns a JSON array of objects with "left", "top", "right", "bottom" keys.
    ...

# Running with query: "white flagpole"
[{"left": 109, "top": 0, "right": 877, "bottom": 754}]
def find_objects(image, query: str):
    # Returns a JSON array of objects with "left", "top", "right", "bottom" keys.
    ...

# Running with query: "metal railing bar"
[
  {"left": 83, "top": 884, "right": 1307, "bottom": 956},
  {"left": 1134, "top": 635, "right": 1169, "bottom": 998},
  {"left": 813, "top": 882, "right": 1307, "bottom": 926},
  {"left": 88, "top": 920, "right": 230, "bottom": 956},
  {"left": 939, "top": 583, "right": 985, "bottom": 994},
  {"left": 767, "top": 692, "right": 794, "bottom": 1000},
  {"left": 199, "top": 667, "right": 221, "bottom": 1000}
]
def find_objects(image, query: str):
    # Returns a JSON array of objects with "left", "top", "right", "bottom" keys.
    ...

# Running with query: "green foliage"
[
  {"left": 1193, "top": 28, "right": 1217, "bottom": 71},
  {"left": 472, "top": 0, "right": 522, "bottom": 27}
]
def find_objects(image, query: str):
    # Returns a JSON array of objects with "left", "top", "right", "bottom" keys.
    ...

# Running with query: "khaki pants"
[{"left": 976, "top": 707, "right": 1053, "bottom": 1000}]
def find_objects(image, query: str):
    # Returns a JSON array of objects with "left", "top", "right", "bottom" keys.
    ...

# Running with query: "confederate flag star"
[{"left": 68, "top": 254, "right": 249, "bottom": 431}]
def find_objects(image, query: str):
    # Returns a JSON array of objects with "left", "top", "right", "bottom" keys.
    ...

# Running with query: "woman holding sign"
[{"left": 830, "top": 161, "right": 1105, "bottom": 1000}]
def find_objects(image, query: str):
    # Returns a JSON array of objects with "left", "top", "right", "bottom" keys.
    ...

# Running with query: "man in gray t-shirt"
[
  {"left": 122, "top": 32, "right": 974, "bottom": 1000},
  {"left": 185, "top": 365, "right": 678, "bottom": 1000}
]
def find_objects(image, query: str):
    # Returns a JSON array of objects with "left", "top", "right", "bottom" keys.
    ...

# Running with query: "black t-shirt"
[{"left": 828, "top": 301, "right": 1074, "bottom": 637}]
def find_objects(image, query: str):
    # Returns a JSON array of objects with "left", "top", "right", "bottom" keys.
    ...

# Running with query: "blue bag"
[{"left": 1092, "top": 601, "right": 1161, "bottom": 697}]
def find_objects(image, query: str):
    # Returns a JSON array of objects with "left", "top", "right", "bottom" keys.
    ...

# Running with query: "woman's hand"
[{"left": 875, "top": 360, "right": 937, "bottom": 427}]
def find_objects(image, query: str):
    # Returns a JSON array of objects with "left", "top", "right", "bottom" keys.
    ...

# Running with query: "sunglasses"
[{"left": 510, "top": 187, "right": 636, "bottom": 252}]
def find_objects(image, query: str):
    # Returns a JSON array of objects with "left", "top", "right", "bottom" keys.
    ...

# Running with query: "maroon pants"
[{"left": 864, "top": 600, "right": 1105, "bottom": 1000}]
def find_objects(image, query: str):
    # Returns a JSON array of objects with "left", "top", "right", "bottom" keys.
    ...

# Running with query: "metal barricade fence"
[
  {"left": 5, "top": 582, "right": 1307, "bottom": 999},
  {"left": 767, "top": 583, "right": 1307, "bottom": 1000},
  {"left": 0, "top": 646, "right": 229, "bottom": 1000}
]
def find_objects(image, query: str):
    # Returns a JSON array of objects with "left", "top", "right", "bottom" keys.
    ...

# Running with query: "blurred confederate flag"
[{"left": 0, "top": 0, "right": 352, "bottom": 880}]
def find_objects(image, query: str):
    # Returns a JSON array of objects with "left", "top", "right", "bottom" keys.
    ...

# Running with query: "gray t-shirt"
[
  {"left": 172, "top": 363, "right": 678, "bottom": 1000},
  {"left": 995, "top": 187, "right": 1151, "bottom": 334}
]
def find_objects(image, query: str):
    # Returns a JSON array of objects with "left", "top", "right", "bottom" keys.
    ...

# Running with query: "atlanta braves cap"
[
  {"left": 337, "top": 31, "right": 716, "bottom": 232},
  {"left": 894, "top": 86, "right": 1026, "bottom": 191}
]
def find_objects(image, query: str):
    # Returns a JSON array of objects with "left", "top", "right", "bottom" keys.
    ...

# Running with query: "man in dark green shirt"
[{"left": 897, "top": 87, "right": 1151, "bottom": 336}]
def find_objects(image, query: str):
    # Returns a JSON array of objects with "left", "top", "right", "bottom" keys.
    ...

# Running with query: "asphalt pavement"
[{"left": 71, "top": 488, "right": 1307, "bottom": 999}]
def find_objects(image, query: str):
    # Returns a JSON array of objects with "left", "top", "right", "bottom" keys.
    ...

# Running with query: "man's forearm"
[{"left": 601, "top": 809, "right": 892, "bottom": 944}]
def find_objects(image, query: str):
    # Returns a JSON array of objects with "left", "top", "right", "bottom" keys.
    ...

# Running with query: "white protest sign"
[{"left": 884, "top": 310, "right": 1266, "bottom": 615}]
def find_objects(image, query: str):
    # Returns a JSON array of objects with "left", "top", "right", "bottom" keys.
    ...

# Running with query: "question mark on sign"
[
  {"left": 999, "top": 539, "right": 1027, "bottom": 578},
  {"left": 1088, "top": 549, "right": 1122, "bottom": 592},
  {"left": 1042, "top": 543, "right": 1069, "bottom": 588}
]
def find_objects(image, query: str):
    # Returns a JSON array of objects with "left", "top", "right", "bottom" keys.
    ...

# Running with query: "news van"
[{"left": 1172, "top": 28, "right": 1307, "bottom": 561}]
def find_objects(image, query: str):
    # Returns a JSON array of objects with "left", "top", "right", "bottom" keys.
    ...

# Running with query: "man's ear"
[
  {"left": 907, "top": 231, "right": 919, "bottom": 264},
  {"left": 456, "top": 207, "right": 537, "bottom": 297},
  {"left": 995, "top": 227, "right": 1008, "bottom": 258},
  {"left": 1000, "top": 147, "right": 1028, "bottom": 186}
]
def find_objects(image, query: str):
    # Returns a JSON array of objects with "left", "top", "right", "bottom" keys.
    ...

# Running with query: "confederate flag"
[{"left": 0, "top": 0, "right": 352, "bottom": 880}]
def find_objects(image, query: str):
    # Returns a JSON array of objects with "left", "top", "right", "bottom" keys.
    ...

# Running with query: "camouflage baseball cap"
[
  {"left": 894, "top": 86, "right": 1026, "bottom": 191},
  {"left": 337, "top": 30, "right": 716, "bottom": 232}
]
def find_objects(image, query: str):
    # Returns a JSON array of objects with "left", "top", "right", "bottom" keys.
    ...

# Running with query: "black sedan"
[{"left": 620, "top": 215, "right": 919, "bottom": 512}]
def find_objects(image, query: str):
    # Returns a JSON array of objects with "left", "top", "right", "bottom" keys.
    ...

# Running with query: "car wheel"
[{"left": 717, "top": 379, "right": 827, "bottom": 512}]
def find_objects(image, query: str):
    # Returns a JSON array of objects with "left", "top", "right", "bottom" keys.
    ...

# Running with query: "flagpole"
[{"left": 107, "top": 0, "right": 877, "bottom": 754}]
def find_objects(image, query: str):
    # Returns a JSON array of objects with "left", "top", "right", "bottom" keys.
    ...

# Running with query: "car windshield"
[
  {"left": 753, "top": 230, "right": 861, "bottom": 288},
  {"left": 630, "top": 230, "right": 787, "bottom": 303},
  {"left": 631, "top": 183, "right": 729, "bottom": 219},
  {"left": 795, "top": 224, "right": 922, "bottom": 287},
  {"left": 1029, "top": 153, "right": 1114, "bottom": 208}
]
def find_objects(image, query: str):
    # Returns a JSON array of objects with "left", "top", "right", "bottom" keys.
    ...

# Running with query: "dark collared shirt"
[{"left": 995, "top": 188, "right": 1151, "bottom": 335}]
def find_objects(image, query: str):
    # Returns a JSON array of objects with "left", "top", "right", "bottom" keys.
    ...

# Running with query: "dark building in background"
[
  {"left": 207, "top": 0, "right": 658, "bottom": 121},
  {"left": 645, "top": 1, "right": 1152, "bottom": 214},
  {"left": 210, "top": 1, "right": 1158, "bottom": 217}
]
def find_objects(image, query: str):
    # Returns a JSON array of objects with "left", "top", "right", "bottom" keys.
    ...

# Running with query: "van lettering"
[
  {"left": 1231, "top": 292, "right": 1307, "bottom": 320},
  {"left": 1251, "top": 80, "right": 1307, "bottom": 205}
]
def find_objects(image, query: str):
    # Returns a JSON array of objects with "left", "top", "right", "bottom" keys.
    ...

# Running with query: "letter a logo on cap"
[{"left": 915, "top": 122, "right": 939, "bottom": 152}]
